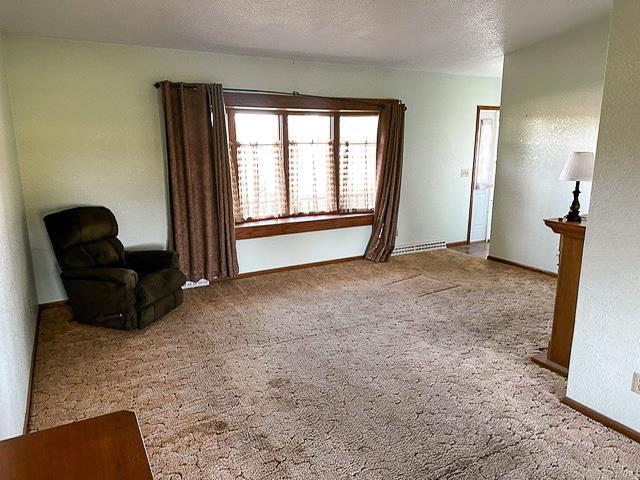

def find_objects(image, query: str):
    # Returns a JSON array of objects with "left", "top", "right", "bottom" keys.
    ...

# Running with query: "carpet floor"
[{"left": 30, "top": 250, "right": 640, "bottom": 479}]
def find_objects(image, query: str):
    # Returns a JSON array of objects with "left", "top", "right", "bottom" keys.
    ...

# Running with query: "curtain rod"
[
  {"left": 153, "top": 82, "right": 406, "bottom": 110},
  {"left": 153, "top": 82, "right": 299, "bottom": 96}
]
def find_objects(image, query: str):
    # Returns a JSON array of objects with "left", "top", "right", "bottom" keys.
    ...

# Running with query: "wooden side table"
[
  {"left": 0, "top": 411, "right": 153, "bottom": 480},
  {"left": 532, "top": 218, "right": 586, "bottom": 376}
]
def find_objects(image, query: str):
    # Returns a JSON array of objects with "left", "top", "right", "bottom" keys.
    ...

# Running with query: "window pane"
[
  {"left": 288, "top": 115, "right": 336, "bottom": 214},
  {"left": 339, "top": 115, "right": 378, "bottom": 212},
  {"left": 234, "top": 113, "right": 286, "bottom": 221},
  {"left": 235, "top": 113, "right": 280, "bottom": 143}
]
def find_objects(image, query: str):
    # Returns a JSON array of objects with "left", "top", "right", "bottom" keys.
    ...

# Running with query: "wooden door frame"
[{"left": 466, "top": 105, "right": 500, "bottom": 245}]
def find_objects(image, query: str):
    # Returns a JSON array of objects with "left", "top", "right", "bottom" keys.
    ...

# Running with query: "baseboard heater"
[{"left": 392, "top": 240, "right": 447, "bottom": 256}]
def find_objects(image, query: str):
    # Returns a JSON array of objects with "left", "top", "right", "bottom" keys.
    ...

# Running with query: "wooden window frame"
[
  {"left": 225, "top": 92, "right": 383, "bottom": 239},
  {"left": 235, "top": 213, "right": 374, "bottom": 240}
]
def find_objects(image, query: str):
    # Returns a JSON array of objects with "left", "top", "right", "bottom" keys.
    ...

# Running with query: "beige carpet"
[{"left": 30, "top": 250, "right": 640, "bottom": 479}]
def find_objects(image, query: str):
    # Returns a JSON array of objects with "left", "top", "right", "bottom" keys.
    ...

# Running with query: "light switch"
[
  {"left": 460, "top": 169, "right": 470, "bottom": 178},
  {"left": 632, "top": 372, "right": 640, "bottom": 395}
]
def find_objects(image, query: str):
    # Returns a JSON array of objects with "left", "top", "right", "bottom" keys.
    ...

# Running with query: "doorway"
[{"left": 467, "top": 106, "right": 500, "bottom": 247}]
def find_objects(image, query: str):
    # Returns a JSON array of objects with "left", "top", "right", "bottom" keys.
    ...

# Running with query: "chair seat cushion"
[{"left": 135, "top": 268, "right": 186, "bottom": 307}]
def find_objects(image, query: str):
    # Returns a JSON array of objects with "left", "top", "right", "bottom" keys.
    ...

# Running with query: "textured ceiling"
[{"left": 0, "top": 0, "right": 612, "bottom": 76}]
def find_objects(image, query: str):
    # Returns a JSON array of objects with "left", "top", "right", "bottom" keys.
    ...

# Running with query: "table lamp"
[{"left": 559, "top": 151, "right": 595, "bottom": 222}]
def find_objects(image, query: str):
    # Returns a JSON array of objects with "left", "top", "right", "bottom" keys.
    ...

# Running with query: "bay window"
[{"left": 226, "top": 94, "right": 380, "bottom": 238}]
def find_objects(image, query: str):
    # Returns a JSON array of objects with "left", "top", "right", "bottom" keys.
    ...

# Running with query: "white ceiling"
[{"left": 0, "top": 0, "right": 612, "bottom": 77}]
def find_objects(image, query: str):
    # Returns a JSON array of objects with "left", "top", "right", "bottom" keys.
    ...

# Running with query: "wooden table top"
[
  {"left": 0, "top": 411, "right": 153, "bottom": 480},
  {"left": 544, "top": 217, "right": 586, "bottom": 238}
]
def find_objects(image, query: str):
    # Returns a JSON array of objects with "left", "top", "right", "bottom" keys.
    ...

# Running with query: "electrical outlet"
[
  {"left": 461, "top": 168, "right": 470, "bottom": 178},
  {"left": 631, "top": 372, "right": 640, "bottom": 395}
]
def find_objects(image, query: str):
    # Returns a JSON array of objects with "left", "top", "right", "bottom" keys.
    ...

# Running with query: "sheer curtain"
[
  {"left": 232, "top": 113, "right": 287, "bottom": 221},
  {"left": 236, "top": 142, "right": 287, "bottom": 220},
  {"left": 289, "top": 141, "right": 336, "bottom": 214},
  {"left": 339, "top": 115, "right": 378, "bottom": 212},
  {"left": 288, "top": 115, "right": 336, "bottom": 214},
  {"left": 229, "top": 111, "right": 381, "bottom": 222}
]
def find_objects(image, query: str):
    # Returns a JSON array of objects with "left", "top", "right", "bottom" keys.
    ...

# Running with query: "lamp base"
[
  {"left": 564, "top": 181, "right": 582, "bottom": 223},
  {"left": 565, "top": 211, "right": 582, "bottom": 223}
]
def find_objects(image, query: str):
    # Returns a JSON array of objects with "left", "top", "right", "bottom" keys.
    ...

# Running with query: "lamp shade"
[{"left": 559, "top": 151, "right": 595, "bottom": 181}]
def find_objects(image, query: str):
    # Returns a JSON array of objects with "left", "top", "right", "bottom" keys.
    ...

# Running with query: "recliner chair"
[{"left": 44, "top": 206, "right": 186, "bottom": 330}]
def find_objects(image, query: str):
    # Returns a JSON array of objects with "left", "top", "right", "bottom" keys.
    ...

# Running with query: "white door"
[
  {"left": 470, "top": 189, "right": 490, "bottom": 242},
  {"left": 470, "top": 110, "right": 499, "bottom": 242}
]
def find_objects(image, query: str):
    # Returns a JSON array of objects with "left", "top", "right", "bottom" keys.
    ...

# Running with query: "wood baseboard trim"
[
  {"left": 231, "top": 256, "right": 365, "bottom": 280},
  {"left": 39, "top": 257, "right": 366, "bottom": 300},
  {"left": 487, "top": 255, "right": 558, "bottom": 278},
  {"left": 39, "top": 299, "right": 69, "bottom": 310},
  {"left": 531, "top": 351, "right": 568, "bottom": 377},
  {"left": 446, "top": 241, "right": 468, "bottom": 248},
  {"left": 562, "top": 396, "right": 640, "bottom": 443}
]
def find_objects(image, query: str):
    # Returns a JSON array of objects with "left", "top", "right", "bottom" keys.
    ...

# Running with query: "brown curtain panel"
[
  {"left": 161, "top": 82, "right": 239, "bottom": 280},
  {"left": 365, "top": 101, "right": 406, "bottom": 262}
]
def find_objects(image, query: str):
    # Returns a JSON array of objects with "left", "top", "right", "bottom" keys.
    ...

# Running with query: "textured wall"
[
  {"left": 5, "top": 36, "right": 501, "bottom": 303},
  {"left": 567, "top": 0, "right": 640, "bottom": 431},
  {"left": 490, "top": 17, "right": 610, "bottom": 272},
  {"left": 0, "top": 34, "right": 38, "bottom": 440}
]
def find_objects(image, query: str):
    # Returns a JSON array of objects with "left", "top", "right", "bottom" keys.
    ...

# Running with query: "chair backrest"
[{"left": 44, "top": 207, "right": 126, "bottom": 271}]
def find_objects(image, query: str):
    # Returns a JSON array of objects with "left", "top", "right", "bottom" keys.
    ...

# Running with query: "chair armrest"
[
  {"left": 61, "top": 267, "right": 138, "bottom": 290},
  {"left": 125, "top": 250, "right": 179, "bottom": 271}
]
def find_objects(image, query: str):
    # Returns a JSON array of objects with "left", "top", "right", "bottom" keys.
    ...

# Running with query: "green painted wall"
[
  {"left": 568, "top": 0, "right": 640, "bottom": 432},
  {"left": 0, "top": 34, "right": 38, "bottom": 440},
  {"left": 490, "top": 16, "right": 610, "bottom": 272},
  {"left": 5, "top": 36, "right": 501, "bottom": 302}
]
